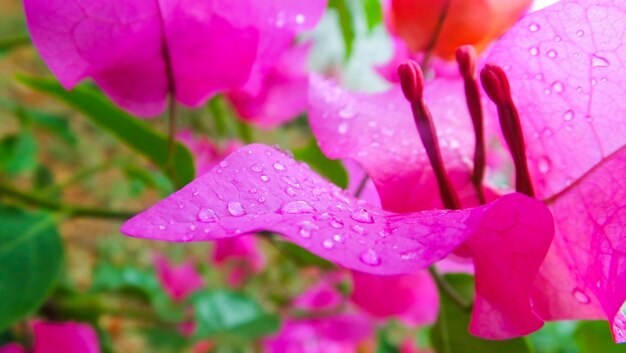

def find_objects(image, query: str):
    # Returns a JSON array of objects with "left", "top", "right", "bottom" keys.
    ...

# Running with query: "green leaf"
[
  {"left": 430, "top": 274, "right": 532, "bottom": 353},
  {"left": 0, "top": 132, "right": 38, "bottom": 176},
  {"left": 575, "top": 321, "right": 626, "bottom": 353},
  {"left": 141, "top": 327, "right": 190, "bottom": 353},
  {"left": 329, "top": 0, "right": 356, "bottom": 58},
  {"left": 377, "top": 329, "right": 401, "bottom": 353},
  {"left": 191, "top": 289, "right": 280, "bottom": 340},
  {"left": 293, "top": 138, "right": 348, "bottom": 189},
  {"left": 22, "top": 109, "right": 78, "bottom": 146},
  {"left": 271, "top": 238, "right": 335, "bottom": 269},
  {"left": 530, "top": 321, "right": 580, "bottom": 353},
  {"left": 363, "top": 0, "right": 383, "bottom": 32},
  {"left": 0, "top": 205, "right": 63, "bottom": 331},
  {"left": 17, "top": 75, "right": 195, "bottom": 187},
  {"left": 0, "top": 34, "right": 30, "bottom": 57}
]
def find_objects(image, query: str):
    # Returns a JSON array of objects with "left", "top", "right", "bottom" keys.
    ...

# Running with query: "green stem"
[
  {"left": 428, "top": 266, "right": 471, "bottom": 310},
  {"left": 39, "top": 162, "right": 116, "bottom": 197},
  {"left": 0, "top": 183, "right": 136, "bottom": 220}
]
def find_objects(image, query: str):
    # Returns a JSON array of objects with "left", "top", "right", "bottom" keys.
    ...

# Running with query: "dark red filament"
[
  {"left": 480, "top": 64, "right": 535, "bottom": 197},
  {"left": 456, "top": 45, "right": 486, "bottom": 204},
  {"left": 398, "top": 60, "right": 461, "bottom": 210}
]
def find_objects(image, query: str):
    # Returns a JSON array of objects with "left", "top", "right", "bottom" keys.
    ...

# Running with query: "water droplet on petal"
[
  {"left": 158, "top": 225, "right": 166, "bottom": 230},
  {"left": 227, "top": 202, "right": 246, "bottom": 217},
  {"left": 552, "top": 81, "right": 564, "bottom": 93},
  {"left": 554, "top": 35, "right": 561, "bottom": 42},
  {"left": 197, "top": 208, "right": 218, "bottom": 222},
  {"left": 547, "top": 49, "right": 557, "bottom": 59},
  {"left": 573, "top": 288, "right": 590, "bottom": 304},
  {"left": 329, "top": 218, "right": 344, "bottom": 229},
  {"left": 295, "top": 14, "right": 305, "bottom": 25},
  {"left": 219, "top": 161, "right": 228, "bottom": 168},
  {"left": 576, "top": 30, "right": 584, "bottom": 37},
  {"left": 350, "top": 209, "right": 374, "bottom": 223},
  {"left": 529, "top": 23, "right": 539, "bottom": 32},
  {"left": 281, "top": 176, "right": 301, "bottom": 189},
  {"left": 280, "top": 201, "right": 315, "bottom": 214},
  {"left": 591, "top": 55, "right": 609, "bottom": 67},
  {"left": 258, "top": 196, "right": 266, "bottom": 203},
  {"left": 189, "top": 224, "right": 196, "bottom": 231},
  {"left": 285, "top": 187, "right": 297, "bottom": 197},
  {"left": 250, "top": 164, "right": 263, "bottom": 173},
  {"left": 298, "top": 221, "right": 319, "bottom": 238},
  {"left": 338, "top": 122, "right": 349, "bottom": 134},
  {"left": 322, "top": 239, "right": 335, "bottom": 249},
  {"left": 537, "top": 157, "right": 551, "bottom": 174},
  {"left": 359, "top": 249, "right": 381, "bottom": 266},
  {"left": 260, "top": 175, "right": 270, "bottom": 182},
  {"left": 332, "top": 234, "right": 345, "bottom": 243},
  {"left": 351, "top": 224, "right": 367, "bottom": 235},
  {"left": 563, "top": 110, "right": 574, "bottom": 121},
  {"left": 273, "top": 162, "right": 286, "bottom": 171},
  {"left": 339, "top": 103, "right": 357, "bottom": 119},
  {"left": 529, "top": 47, "right": 539, "bottom": 56},
  {"left": 378, "top": 230, "right": 390, "bottom": 238}
]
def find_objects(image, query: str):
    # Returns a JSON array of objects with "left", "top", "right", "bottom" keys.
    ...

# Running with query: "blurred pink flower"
[
  {"left": 0, "top": 322, "right": 100, "bottom": 353},
  {"left": 154, "top": 253, "right": 204, "bottom": 301}
]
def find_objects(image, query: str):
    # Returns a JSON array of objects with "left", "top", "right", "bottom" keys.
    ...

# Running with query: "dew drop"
[
  {"left": 295, "top": 14, "right": 305, "bottom": 25},
  {"left": 351, "top": 224, "right": 366, "bottom": 235},
  {"left": 529, "top": 23, "right": 539, "bottom": 32},
  {"left": 281, "top": 176, "right": 301, "bottom": 189},
  {"left": 322, "top": 239, "right": 335, "bottom": 249},
  {"left": 591, "top": 55, "right": 609, "bottom": 67},
  {"left": 285, "top": 187, "right": 297, "bottom": 197},
  {"left": 197, "top": 208, "right": 217, "bottom": 222},
  {"left": 273, "top": 162, "right": 286, "bottom": 171},
  {"left": 338, "top": 122, "right": 349, "bottom": 134},
  {"left": 537, "top": 157, "right": 551, "bottom": 174},
  {"left": 332, "top": 234, "right": 345, "bottom": 243},
  {"left": 553, "top": 35, "right": 561, "bottom": 42},
  {"left": 249, "top": 187, "right": 257, "bottom": 194},
  {"left": 544, "top": 88, "right": 552, "bottom": 95},
  {"left": 189, "top": 224, "right": 196, "bottom": 231},
  {"left": 359, "top": 249, "right": 381, "bottom": 266},
  {"left": 339, "top": 103, "right": 357, "bottom": 119},
  {"left": 219, "top": 161, "right": 228, "bottom": 168},
  {"left": 563, "top": 110, "right": 574, "bottom": 121},
  {"left": 298, "top": 221, "right": 318, "bottom": 238},
  {"left": 534, "top": 73, "right": 544, "bottom": 80},
  {"left": 158, "top": 225, "right": 166, "bottom": 230},
  {"left": 573, "top": 288, "right": 590, "bottom": 304},
  {"left": 329, "top": 218, "right": 344, "bottom": 229},
  {"left": 280, "top": 200, "right": 314, "bottom": 214},
  {"left": 227, "top": 202, "right": 245, "bottom": 217},
  {"left": 529, "top": 47, "right": 539, "bottom": 56},
  {"left": 258, "top": 196, "right": 266, "bottom": 203},
  {"left": 350, "top": 209, "right": 375, "bottom": 223},
  {"left": 552, "top": 81, "right": 564, "bottom": 93},
  {"left": 378, "top": 230, "right": 390, "bottom": 238},
  {"left": 250, "top": 164, "right": 263, "bottom": 172},
  {"left": 547, "top": 49, "right": 557, "bottom": 59},
  {"left": 260, "top": 175, "right": 270, "bottom": 182},
  {"left": 576, "top": 30, "right": 584, "bottom": 37}
]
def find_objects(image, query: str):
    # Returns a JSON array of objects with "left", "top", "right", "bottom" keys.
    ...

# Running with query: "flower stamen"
[
  {"left": 456, "top": 45, "right": 486, "bottom": 204},
  {"left": 480, "top": 64, "right": 535, "bottom": 197},
  {"left": 398, "top": 60, "right": 462, "bottom": 210}
]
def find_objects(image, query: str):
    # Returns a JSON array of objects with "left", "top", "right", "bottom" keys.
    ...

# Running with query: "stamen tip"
[
  {"left": 397, "top": 60, "right": 424, "bottom": 103},
  {"left": 456, "top": 45, "right": 477, "bottom": 78},
  {"left": 480, "top": 64, "right": 511, "bottom": 105}
]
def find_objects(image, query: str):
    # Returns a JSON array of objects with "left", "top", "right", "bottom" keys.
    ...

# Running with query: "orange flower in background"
[{"left": 389, "top": 0, "right": 533, "bottom": 59}]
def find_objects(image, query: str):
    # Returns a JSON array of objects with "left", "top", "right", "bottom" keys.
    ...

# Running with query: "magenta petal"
[
  {"left": 467, "top": 193, "right": 554, "bottom": 339},
  {"left": 263, "top": 314, "right": 373, "bottom": 353},
  {"left": 153, "top": 254, "right": 204, "bottom": 301},
  {"left": 308, "top": 75, "right": 479, "bottom": 212},
  {"left": 0, "top": 344, "right": 26, "bottom": 353},
  {"left": 228, "top": 44, "right": 311, "bottom": 128},
  {"left": 350, "top": 270, "right": 439, "bottom": 326},
  {"left": 293, "top": 277, "right": 344, "bottom": 312},
  {"left": 212, "top": 235, "right": 265, "bottom": 271},
  {"left": 33, "top": 322, "right": 100, "bottom": 353},
  {"left": 485, "top": 0, "right": 626, "bottom": 200},
  {"left": 122, "top": 144, "right": 542, "bottom": 275},
  {"left": 534, "top": 148, "right": 626, "bottom": 342}
]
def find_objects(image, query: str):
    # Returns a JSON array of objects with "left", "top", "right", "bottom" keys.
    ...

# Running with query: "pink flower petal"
[
  {"left": 122, "top": 144, "right": 548, "bottom": 280},
  {"left": 228, "top": 43, "right": 311, "bottom": 128},
  {"left": 308, "top": 75, "right": 479, "bottom": 213},
  {"left": 293, "top": 273, "right": 345, "bottom": 311},
  {"left": 33, "top": 321, "right": 100, "bottom": 353},
  {"left": 487, "top": 0, "right": 626, "bottom": 341},
  {"left": 0, "top": 344, "right": 26, "bottom": 353},
  {"left": 350, "top": 270, "right": 439, "bottom": 326},
  {"left": 212, "top": 235, "right": 265, "bottom": 271},
  {"left": 263, "top": 314, "right": 373, "bottom": 353},
  {"left": 24, "top": 0, "right": 326, "bottom": 117},
  {"left": 154, "top": 254, "right": 204, "bottom": 301}
]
